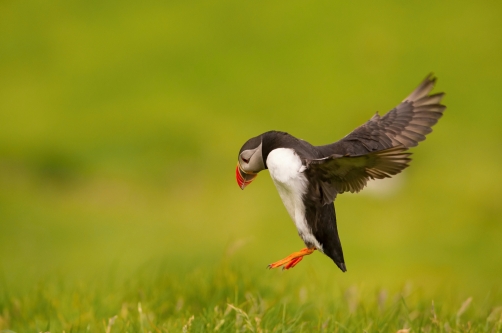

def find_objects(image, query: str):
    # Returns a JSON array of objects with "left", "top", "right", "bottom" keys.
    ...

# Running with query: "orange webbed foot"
[{"left": 267, "top": 248, "right": 315, "bottom": 270}]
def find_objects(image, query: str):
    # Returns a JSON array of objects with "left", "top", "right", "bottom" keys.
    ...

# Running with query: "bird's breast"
[
  {"left": 266, "top": 148, "right": 305, "bottom": 185},
  {"left": 267, "top": 149, "right": 307, "bottom": 218}
]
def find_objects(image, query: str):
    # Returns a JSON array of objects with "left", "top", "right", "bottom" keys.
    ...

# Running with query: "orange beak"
[{"left": 236, "top": 163, "right": 257, "bottom": 190}]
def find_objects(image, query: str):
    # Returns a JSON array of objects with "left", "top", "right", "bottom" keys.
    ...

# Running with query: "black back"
[{"left": 260, "top": 131, "right": 323, "bottom": 168}]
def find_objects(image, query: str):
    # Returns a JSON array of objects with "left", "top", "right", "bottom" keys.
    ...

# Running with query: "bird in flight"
[{"left": 235, "top": 74, "right": 445, "bottom": 272}]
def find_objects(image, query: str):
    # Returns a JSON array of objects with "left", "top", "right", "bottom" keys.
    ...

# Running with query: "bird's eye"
[{"left": 242, "top": 157, "right": 249, "bottom": 163}]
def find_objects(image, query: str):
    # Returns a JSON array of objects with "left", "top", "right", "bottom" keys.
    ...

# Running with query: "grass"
[{"left": 2, "top": 261, "right": 502, "bottom": 332}]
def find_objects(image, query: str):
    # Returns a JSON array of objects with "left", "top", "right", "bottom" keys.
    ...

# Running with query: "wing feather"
[
  {"left": 306, "top": 146, "right": 411, "bottom": 205},
  {"left": 317, "top": 73, "right": 446, "bottom": 157}
]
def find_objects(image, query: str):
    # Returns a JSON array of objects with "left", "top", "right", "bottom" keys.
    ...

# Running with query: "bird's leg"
[{"left": 267, "top": 248, "right": 315, "bottom": 270}]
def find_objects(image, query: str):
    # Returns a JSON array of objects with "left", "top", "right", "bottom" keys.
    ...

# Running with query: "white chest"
[{"left": 266, "top": 148, "right": 322, "bottom": 250}]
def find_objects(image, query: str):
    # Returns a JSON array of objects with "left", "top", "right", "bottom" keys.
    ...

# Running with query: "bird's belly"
[
  {"left": 267, "top": 148, "right": 306, "bottom": 222},
  {"left": 273, "top": 181, "right": 301, "bottom": 223}
]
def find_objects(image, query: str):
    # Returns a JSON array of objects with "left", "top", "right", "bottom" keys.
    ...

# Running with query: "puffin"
[{"left": 236, "top": 74, "right": 445, "bottom": 272}]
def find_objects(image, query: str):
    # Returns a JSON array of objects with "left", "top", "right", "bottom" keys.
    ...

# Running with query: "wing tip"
[{"left": 403, "top": 73, "right": 440, "bottom": 103}]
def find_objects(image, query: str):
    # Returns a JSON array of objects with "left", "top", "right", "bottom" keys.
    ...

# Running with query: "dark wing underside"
[
  {"left": 305, "top": 146, "right": 411, "bottom": 205},
  {"left": 317, "top": 73, "right": 446, "bottom": 157}
]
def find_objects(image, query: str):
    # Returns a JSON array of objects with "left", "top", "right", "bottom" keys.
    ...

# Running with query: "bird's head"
[{"left": 236, "top": 135, "right": 265, "bottom": 190}]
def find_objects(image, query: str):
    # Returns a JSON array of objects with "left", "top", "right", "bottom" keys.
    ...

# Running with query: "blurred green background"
[{"left": 1, "top": 0, "right": 501, "bottom": 296}]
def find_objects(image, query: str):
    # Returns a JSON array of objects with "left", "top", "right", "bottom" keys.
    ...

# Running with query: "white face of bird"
[{"left": 236, "top": 142, "right": 264, "bottom": 190}]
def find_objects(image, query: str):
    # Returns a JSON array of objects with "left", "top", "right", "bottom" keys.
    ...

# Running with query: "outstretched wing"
[
  {"left": 306, "top": 146, "right": 411, "bottom": 205},
  {"left": 318, "top": 74, "right": 446, "bottom": 156}
]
